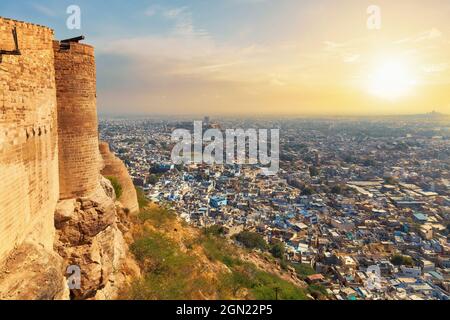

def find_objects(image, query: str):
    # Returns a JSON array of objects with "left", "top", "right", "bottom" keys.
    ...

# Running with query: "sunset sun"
[{"left": 368, "top": 59, "right": 417, "bottom": 100}]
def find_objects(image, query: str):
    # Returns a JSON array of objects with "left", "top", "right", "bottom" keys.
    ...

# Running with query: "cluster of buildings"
[{"left": 100, "top": 116, "right": 450, "bottom": 300}]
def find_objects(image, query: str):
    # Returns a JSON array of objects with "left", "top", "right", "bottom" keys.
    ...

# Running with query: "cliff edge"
[{"left": 99, "top": 142, "right": 140, "bottom": 214}]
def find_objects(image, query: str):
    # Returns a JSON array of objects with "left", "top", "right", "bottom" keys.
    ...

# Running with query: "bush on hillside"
[
  {"left": 234, "top": 232, "right": 267, "bottom": 251},
  {"left": 136, "top": 187, "right": 149, "bottom": 208},
  {"left": 107, "top": 176, "right": 122, "bottom": 199}
]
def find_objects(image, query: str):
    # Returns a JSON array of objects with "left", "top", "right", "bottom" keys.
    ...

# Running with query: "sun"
[{"left": 368, "top": 59, "right": 417, "bottom": 100}]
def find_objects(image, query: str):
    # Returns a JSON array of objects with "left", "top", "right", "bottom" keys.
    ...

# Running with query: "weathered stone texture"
[
  {"left": 0, "top": 17, "right": 59, "bottom": 260},
  {"left": 54, "top": 41, "right": 100, "bottom": 200},
  {"left": 99, "top": 142, "right": 139, "bottom": 213},
  {"left": 54, "top": 178, "right": 136, "bottom": 300},
  {"left": 0, "top": 242, "right": 69, "bottom": 300}
]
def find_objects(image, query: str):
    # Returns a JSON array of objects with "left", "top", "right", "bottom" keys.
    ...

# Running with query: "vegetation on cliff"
[
  {"left": 106, "top": 176, "right": 123, "bottom": 199},
  {"left": 136, "top": 187, "right": 150, "bottom": 209},
  {"left": 121, "top": 202, "right": 319, "bottom": 300}
]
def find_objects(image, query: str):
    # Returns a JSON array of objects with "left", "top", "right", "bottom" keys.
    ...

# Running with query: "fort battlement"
[
  {"left": 0, "top": 17, "right": 54, "bottom": 31},
  {"left": 0, "top": 16, "right": 106, "bottom": 261}
]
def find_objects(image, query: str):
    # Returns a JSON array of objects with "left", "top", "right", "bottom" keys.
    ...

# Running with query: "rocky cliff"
[
  {"left": 0, "top": 173, "right": 140, "bottom": 300},
  {"left": 54, "top": 176, "right": 140, "bottom": 300},
  {"left": 99, "top": 142, "right": 140, "bottom": 214}
]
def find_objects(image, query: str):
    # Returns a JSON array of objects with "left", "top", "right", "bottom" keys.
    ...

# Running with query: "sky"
[{"left": 1, "top": 0, "right": 450, "bottom": 116}]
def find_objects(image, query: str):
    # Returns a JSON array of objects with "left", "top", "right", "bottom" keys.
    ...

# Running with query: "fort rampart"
[{"left": 0, "top": 18, "right": 58, "bottom": 259}]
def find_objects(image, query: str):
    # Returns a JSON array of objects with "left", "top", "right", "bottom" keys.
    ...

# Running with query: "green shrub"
[
  {"left": 129, "top": 231, "right": 201, "bottom": 300},
  {"left": 301, "top": 186, "right": 315, "bottom": 196},
  {"left": 331, "top": 185, "right": 344, "bottom": 194},
  {"left": 269, "top": 241, "right": 285, "bottom": 259},
  {"left": 139, "top": 207, "right": 177, "bottom": 228},
  {"left": 391, "top": 254, "right": 414, "bottom": 267},
  {"left": 204, "top": 225, "right": 225, "bottom": 236},
  {"left": 234, "top": 232, "right": 267, "bottom": 251},
  {"left": 147, "top": 174, "right": 159, "bottom": 185},
  {"left": 107, "top": 176, "right": 123, "bottom": 199},
  {"left": 136, "top": 187, "right": 149, "bottom": 208},
  {"left": 202, "top": 236, "right": 240, "bottom": 267},
  {"left": 202, "top": 234, "right": 309, "bottom": 300},
  {"left": 307, "top": 284, "right": 328, "bottom": 299},
  {"left": 292, "top": 264, "right": 316, "bottom": 278}
]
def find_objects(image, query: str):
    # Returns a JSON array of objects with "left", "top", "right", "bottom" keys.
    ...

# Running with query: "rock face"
[
  {"left": 0, "top": 242, "right": 69, "bottom": 300},
  {"left": 54, "top": 177, "right": 139, "bottom": 300},
  {"left": 0, "top": 176, "right": 139, "bottom": 301},
  {"left": 99, "top": 142, "right": 139, "bottom": 214}
]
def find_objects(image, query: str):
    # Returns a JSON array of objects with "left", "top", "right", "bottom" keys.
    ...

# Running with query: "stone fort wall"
[
  {"left": 54, "top": 41, "right": 100, "bottom": 199},
  {"left": 0, "top": 16, "right": 139, "bottom": 268},
  {"left": 0, "top": 18, "right": 59, "bottom": 259}
]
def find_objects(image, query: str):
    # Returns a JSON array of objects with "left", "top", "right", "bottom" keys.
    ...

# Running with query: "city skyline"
[{"left": 1, "top": 0, "right": 450, "bottom": 116}]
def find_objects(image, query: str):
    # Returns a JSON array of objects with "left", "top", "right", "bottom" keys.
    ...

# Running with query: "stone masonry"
[
  {"left": 54, "top": 41, "right": 100, "bottom": 200},
  {"left": 0, "top": 17, "right": 59, "bottom": 260},
  {"left": 0, "top": 16, "right": 139, "bottom": 298}
]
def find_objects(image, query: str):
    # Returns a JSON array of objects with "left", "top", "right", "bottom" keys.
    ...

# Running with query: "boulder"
[{"left": 0, "top": 242, "right": 69, "bottom": 300}]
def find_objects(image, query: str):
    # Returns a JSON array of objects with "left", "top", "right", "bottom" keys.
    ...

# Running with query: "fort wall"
[{"left": 0, "top": 18, "right": 59, "bottom": 259}]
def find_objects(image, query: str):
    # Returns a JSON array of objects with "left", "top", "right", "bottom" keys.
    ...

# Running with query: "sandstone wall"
[
  {"left": 0, "top": 16, "right": 138, "bottom": 299},
  {"left": 0, "top": 17, "right": 59, "bottom": 260},
  {"left": 99, "top": 142, "right": 139, "bottom": 213},
  {"left": 54, "top": 41, "right": 100, "bottom": 199}
]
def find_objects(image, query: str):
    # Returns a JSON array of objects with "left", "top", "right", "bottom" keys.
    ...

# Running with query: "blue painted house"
[{"left": 210, "top": 196, "right": 228, "bottom": 208}]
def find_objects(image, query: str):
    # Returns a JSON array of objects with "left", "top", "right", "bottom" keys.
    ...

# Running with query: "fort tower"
[{"left": 53, "top": 40, "right": 100, "bottom": 199}]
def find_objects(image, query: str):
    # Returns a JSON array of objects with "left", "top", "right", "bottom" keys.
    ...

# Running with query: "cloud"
[
  {"left": 323, "top": 41, "right": 347, "bottom": 51},
  {"left": 30, "top": 3, "right": 56, "bottom": 17},
  {"left": 422, "top": 63, "right": 449, "bottom": 73},
  {"left": 323, "top": 40, "right": 361, "bottom": 64},
  {"left": 343, "top": 54, "right": 361, "bottom": 64},
  {"left": 395, "top": 28, "right": 443, "bottom": 44},
  {"left": 163, "top": 6, "right": 209, "bottom": 38},
  {"left": 143, "top": 5, "right": 209, "bottom": 39}
]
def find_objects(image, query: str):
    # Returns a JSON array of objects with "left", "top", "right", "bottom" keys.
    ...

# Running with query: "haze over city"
[{"left": 2, "top": 0, "right": 450, "bottom": 116}]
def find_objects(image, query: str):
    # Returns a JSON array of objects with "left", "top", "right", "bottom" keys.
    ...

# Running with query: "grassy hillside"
[{"left": 122, "top": 200, "right": 316, "bottom": 300}]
